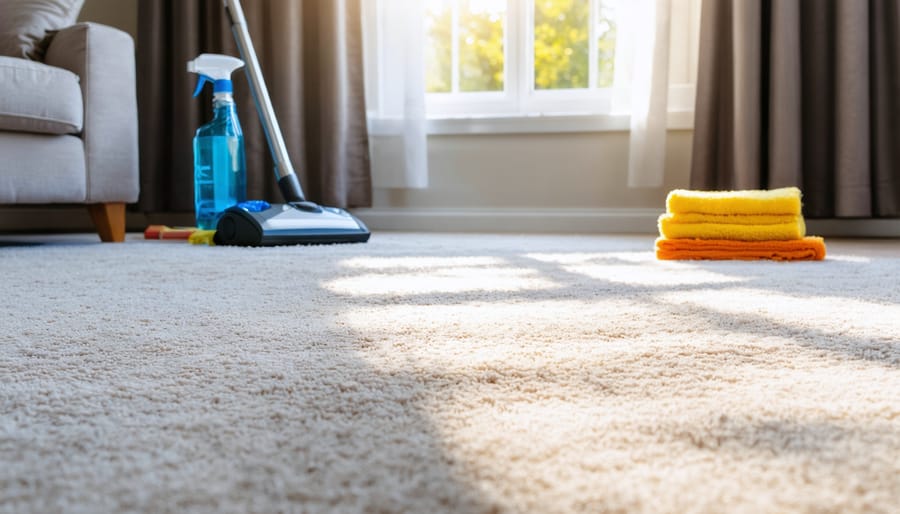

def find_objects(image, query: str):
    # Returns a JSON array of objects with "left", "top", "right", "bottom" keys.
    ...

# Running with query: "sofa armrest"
[{"left": 44, "top": 23, "right": 139, "bottom": 203}]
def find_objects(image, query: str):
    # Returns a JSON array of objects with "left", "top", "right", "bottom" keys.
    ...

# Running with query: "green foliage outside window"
[
  {"left": 459, "top": 1, "right": 504, "bottom": 91},
  {"left": 534, "top": 0, "right": 589, "bottom": 89},
  {"left": 425, "top": 0, "right": 616, "bottom": 93}
]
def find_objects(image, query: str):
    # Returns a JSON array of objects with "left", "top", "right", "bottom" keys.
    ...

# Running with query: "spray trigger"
[
  {"left": 188, "top": 54, "right": 244, "bottom": 97},
  {"left": 193, "top": 75, "right": 214, "bottom": 97}
]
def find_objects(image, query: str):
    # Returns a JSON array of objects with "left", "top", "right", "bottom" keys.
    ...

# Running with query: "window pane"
[
  {"left": 597, "top": 0, "right": 617, "bottom": 88},
  {"left": 426, "top": 1, "right": 453, "bottom": 93},
  {"left": 534, "top": 0, "right": 590, "bottom": 90},
  {"left": 458, "top": 0, "right": 505, "bottom": 92}
]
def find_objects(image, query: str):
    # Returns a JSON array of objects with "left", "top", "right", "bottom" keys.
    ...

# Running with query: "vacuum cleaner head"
[{"left": 214, "top": 201, "right": 370, "bottom": 246}]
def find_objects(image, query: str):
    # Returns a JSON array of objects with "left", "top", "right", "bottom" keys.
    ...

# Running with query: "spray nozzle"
[{"left": 187, "top": 53, "right": 245, "bottom": 97}]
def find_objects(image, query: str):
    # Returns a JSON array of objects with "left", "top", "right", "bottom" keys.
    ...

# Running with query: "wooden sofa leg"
[{"left": 87, "top": 203, "right": 126, "bottom": 242}]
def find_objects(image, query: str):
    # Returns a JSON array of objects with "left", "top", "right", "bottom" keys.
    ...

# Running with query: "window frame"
[{"left": 425, "top": 0, "right": 618, "bottom": 117}]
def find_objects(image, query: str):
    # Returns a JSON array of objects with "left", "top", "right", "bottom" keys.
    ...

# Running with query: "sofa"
[{"left": 0, "top": 22, "right": 139, "bottom": 242}]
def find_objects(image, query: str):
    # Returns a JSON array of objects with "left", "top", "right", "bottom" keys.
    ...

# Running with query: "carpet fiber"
[{"left": 1, "top": 233, "right": 898, "bottom": 513}]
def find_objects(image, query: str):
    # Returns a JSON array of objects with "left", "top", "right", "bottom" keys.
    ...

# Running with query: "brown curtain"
[
  {"left": 136, "top": 0, "right": 371, "bottom": 212},
  {"left": 691, "top": 0, "right": 900, "bottom": 218}
]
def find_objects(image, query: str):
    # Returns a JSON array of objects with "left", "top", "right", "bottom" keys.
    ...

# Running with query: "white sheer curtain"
[
  {"left": 613, "top": 0, "right": 674, "bottom": 188},
  {"left": 362, "top": 0, "right": 429, "bottom": 189}
]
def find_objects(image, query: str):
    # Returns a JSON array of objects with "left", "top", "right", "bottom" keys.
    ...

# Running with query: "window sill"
[{"left": 368, "top": 111, "right": 694, "bottom": 136}]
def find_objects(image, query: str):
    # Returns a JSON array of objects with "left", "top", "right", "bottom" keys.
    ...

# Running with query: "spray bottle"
[{"left": 187, "top": 54, "right": 247, "bottom": 229}]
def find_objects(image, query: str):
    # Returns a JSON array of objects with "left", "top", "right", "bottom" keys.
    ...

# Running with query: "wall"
[
  {"left": 376, "top": 131, "right": 692, "bottom": 209},
  {"left": 356, "top": 130, "right": 692, "bottom": 233}
]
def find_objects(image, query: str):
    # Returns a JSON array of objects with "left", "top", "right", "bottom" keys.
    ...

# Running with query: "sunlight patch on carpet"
[
  {"left": 338, "top": 256, "right": 506, "bottom": 270},
  {"left": 525, "top": 251, "right": 653, "bottom": 264},
  {"left": 323, "top": 266, "right": 559, "bottom": 295},
  {"left": 422, "top": 389, "right": 899, "bottom": 514},
  {"left": 825, "top": 255, "right": 872, "bottom": 263},
  {"left": 564, "top": 263, "right": 744, "bottom": 286},
  {"left": 340, "top": 299, "right": 665, "bottom": 370},
  {"left": 525, "top": 252, "right": 746, "bottom": 286},
  {"left": 660, "top": 288, "right": 900, "bottom": 346}
]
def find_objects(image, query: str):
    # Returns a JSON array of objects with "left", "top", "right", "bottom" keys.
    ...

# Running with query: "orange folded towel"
[{"left": 655, "top": 236, "right": 826, "bottom": 261}]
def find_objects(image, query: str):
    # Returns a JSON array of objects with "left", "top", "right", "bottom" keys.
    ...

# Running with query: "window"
[
  {"left": 422, "top": 0, "right": 621, "bottom": 117},
  {"left": 363, "top": 0, "right": 700, "bottom": 131}
]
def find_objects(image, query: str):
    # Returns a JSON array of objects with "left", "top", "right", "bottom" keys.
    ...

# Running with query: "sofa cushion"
[
  {"left": 0, "top": 55, "right": 83, "bottom": 135},
  {"left": 0, "top": 0, "right": 85, "bottom": 60},
  {"left": 0, "top": 132, "right": 86, "bottom": 203}
]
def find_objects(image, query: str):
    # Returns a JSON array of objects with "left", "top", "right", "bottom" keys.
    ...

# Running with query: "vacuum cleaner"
[{"left": 214, "top": 0, "right": 370, "bottom": 246}]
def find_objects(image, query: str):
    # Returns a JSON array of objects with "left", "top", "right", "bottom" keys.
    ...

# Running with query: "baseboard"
[
  {"left": 353, "top": 208, "right": 900, "bottom": 237},
  {"left": 3, "top": 206, "right": 899, "bottom": 238},
  {"left": 805, "top": 218, "right": 900, "bottom": 238},
  {"left": 351, "top": 207, "right": 662, "bottom": 234}
]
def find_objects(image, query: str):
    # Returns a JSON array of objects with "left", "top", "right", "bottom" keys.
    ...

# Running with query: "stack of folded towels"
[{"left": 655, "top": 187, "right": 826, "bottom": 261}]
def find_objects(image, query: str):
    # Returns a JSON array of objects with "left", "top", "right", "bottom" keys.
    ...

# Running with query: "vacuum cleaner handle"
[{"left": 224, "top": 0, "right": 306, "bottom": 203}]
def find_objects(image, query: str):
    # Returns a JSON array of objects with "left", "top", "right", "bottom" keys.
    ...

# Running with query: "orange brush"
[{"left": 144, "top": 225, "right": 199, "bottom": 240}]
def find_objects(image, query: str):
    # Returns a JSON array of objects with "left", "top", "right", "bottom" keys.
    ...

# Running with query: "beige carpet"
[{"left": 1, "top": 233, "right": 898, "bottom": 513}]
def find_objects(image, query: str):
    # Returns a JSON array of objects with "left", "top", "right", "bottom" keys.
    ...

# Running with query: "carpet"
[{"left": 1, "top": 233, "right": 898, "bottom": 513}]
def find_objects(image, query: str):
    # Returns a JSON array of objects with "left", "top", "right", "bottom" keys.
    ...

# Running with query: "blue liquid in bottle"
[{"left": 193, "top": 94, "right": 246, "bottom": 230}]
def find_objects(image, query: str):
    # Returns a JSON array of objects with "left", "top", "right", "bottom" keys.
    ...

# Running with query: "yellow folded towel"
[
  {"left": 665, "top": 212, "right": 801, "bottom": 225},
  {"left": 658, "top": 213, "right": 806, "bottom": 241},
  {"left": 666, "top": 187, "right": 802, "bottom": 216},
  {"left": 655, "top": 236, "right": 826, "bottom": 261}
]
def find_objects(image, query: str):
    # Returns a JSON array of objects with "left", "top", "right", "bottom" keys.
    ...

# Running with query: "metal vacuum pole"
[{"left": 223, "top": 0, "right": 307, "bottom": 204}]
